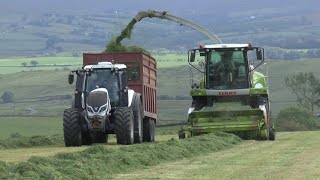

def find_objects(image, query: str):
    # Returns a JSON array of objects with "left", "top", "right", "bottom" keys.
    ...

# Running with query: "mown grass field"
[
  {"left": 0, "top": 134, "right": 177, "bottom": 162},
  {"left": 0, "top": 133, "right": 241, "bottom": 179},
  {"left": 0, "top": 130, "right": 319, "bottom": 179},
  {"left": 114, "top": 131, "right": 320, "bottom": 179}
]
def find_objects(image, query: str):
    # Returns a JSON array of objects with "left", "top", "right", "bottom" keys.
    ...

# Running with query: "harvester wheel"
[
  {"left": 143, "top": 118, "right": 155, "bottom": 142},
  {"left": 63, "top": 108, "right": 82, "bottom": 147},
  {"left": 258, "top": 97, "right": 271, "bottom": 140},
  {"left": 114, "top": 107, "right": 134, "bottom": 145},
  {"left": 269, "top": 129, "right": 276, "bottom": 141},
  {"left": 90, "top": 132, "right": 107, "bottom": 143},
  {"left": 133, "top": 96, "right": 144, "bottom": 143}
]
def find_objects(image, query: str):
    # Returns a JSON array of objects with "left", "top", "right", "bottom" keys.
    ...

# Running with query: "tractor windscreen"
[
  {"left": 86, "top": 69, "right": 120, "bottom": 106},
  {"left": 207, "top": 49, "right": 249, "bottom": 89}
]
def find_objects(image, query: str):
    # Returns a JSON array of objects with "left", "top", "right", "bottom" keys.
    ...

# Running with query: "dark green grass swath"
[
  {"left": 0, "top": 133, "right": 241, "bottom": 179},
  {"left": 0, "top": 134, "right": 63, "bottom": 150},
  {"left": 0, "top": 127, "right": 177, "bottom": 149}
]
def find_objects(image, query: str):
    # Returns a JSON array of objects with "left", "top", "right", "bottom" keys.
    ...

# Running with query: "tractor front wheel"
[
  {"left": 114, "top": 107, "right": 134, "bottom": 145},
  {"left": 63, "top": 108, "right": 82, "bottom": 147}
]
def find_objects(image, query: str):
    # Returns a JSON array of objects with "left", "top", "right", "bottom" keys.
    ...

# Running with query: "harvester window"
[{"left": 208, "top": 50, "right": 248, "bottom": 89}]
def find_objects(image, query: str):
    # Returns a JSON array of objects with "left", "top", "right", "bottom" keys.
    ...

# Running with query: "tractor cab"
[{"left": 82, "top": 62, "right": 129, "bottom": 108}]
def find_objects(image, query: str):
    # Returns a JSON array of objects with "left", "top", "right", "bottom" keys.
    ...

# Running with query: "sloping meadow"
[{"left": 0, "top": 132, "right": 241, "bottom": 179}]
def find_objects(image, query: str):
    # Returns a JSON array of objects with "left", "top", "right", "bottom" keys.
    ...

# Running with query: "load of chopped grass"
[
  {"left": 0, "top": 132, "right": 241, "bottom": 179},
  {"left": 104, "top": 19, "right": 149, "bottom": 54},
  {"left": 0, "top": 133, "right": 63, "bottom": 149}
]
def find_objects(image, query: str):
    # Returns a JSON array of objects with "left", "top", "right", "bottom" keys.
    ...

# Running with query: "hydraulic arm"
[{"left": 133, "top": 10, "right": 222, "bottom": 44}]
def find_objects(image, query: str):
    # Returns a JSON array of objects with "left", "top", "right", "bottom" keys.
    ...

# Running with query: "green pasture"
[
  {"left": 0, "top": 117, "right": 62, "bottom": 137},
  {"left": 0, "top": 57, "right": 320, "bottom": 139}
]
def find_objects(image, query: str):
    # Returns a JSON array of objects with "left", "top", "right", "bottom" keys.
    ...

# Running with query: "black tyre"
[
  {"left": 143, "top": 118, "right": 155, "bottom": 142},
  {"left": 269, "top": 128, "right": 276, "bottom": 141},
  {"left": 258, "top": 97, "right": 272, "bottom": 140},
  {"left": 81, "top": 131, "right": 92, "bottom": 145},
  {"left": 63, "top": 108, "right": 82, "bottom": 147},
  {"left": 178, "top": 132, "right": 186, "bottom": 139},
  {"left": 90, "top": 132, "right": 107, "bottom": 144},
  {"left": 133, "top": 96, "right": 144, "bottom": 143},
  {"left": 114, "top": 107, "right": 134, "bottom": 145}
]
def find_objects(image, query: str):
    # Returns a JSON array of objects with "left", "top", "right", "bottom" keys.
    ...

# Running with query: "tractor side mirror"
[
  {"left": 68, "top": 74, "right": 74, "bottom": 84},
  {"left": 256, "top": 48, "right": 263, "bottom": 60},
  {"left": 190, "top": 51, "right": 196, "bottom": 62}
]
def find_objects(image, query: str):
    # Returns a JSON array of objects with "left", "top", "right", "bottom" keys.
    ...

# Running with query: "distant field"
[
  {"left": 153, "top": 53, "right": 188, "bottom": 68},
  {"left": 0, "top": 54, "right": 188, "bottom": 74},
  {"left": 0, "top": 57, "right": 82, "bottom": 74}
]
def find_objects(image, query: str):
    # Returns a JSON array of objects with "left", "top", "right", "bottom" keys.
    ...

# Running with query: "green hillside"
[
  {"left": 0, "top": 59, "right": 320, "bottom": 119},
  {"left": 0, "top": 55, "right": 320, "bottom": 139}
]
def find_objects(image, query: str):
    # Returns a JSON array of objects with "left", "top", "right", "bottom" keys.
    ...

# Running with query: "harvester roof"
[{"left": 205, "top": 44, "right": 250, "bottom": 49}]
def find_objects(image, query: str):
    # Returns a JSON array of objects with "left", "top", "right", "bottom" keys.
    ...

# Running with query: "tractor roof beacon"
[{"left": 179, "top": 43, "right": 275, "bottom": 141}]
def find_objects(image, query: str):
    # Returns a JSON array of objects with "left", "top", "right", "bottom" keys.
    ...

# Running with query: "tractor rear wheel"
[
  {"left": 63, "top": 108, "right": 82, "bottom": 147},
  {"left": 143, "top": 118, "right": 155, "bottom": 142},
  {"left": 114, "top": 107, "right": 134, "bottom": 145},
  {"left": 133, "top": 96, "right": 143, "bottom": 143}
]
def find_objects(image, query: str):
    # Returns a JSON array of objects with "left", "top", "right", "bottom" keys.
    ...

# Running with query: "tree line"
[{"left": 277, "top": 72, "right": 320, "bottom": 131}]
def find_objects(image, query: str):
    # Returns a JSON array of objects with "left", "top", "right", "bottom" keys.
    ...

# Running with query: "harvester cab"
[{"left": 179, "top": 43, "right": 275, "bottom": 141}]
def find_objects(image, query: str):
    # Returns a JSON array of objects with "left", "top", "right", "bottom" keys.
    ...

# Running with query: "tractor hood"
[{"left": 86, "top": 88, "right": 111, "bottom": 118}]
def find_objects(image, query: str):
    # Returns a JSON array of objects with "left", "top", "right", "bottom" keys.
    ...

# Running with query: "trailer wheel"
[
  {"left": 178, "top": 132, "right": 186, "bottom": 139},
  {"left": 114, "top": 107, "right": 134, "bottom": 145},
  {"left": 143, "top": 118, "right": 155, "bottom": 142},
  {"left": 63, "top": 108, "right": 82, "bottom": 147},
  {"left": 90, "top": 132, "right": 107, "bottom": 143},
  {"left": 133, "top": 96, "right": 144, "bottom": 143}
]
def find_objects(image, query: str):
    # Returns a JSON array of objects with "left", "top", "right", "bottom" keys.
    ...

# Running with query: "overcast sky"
[{"left": 1, "top": 0, "right": 318, "bottom": 14}]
